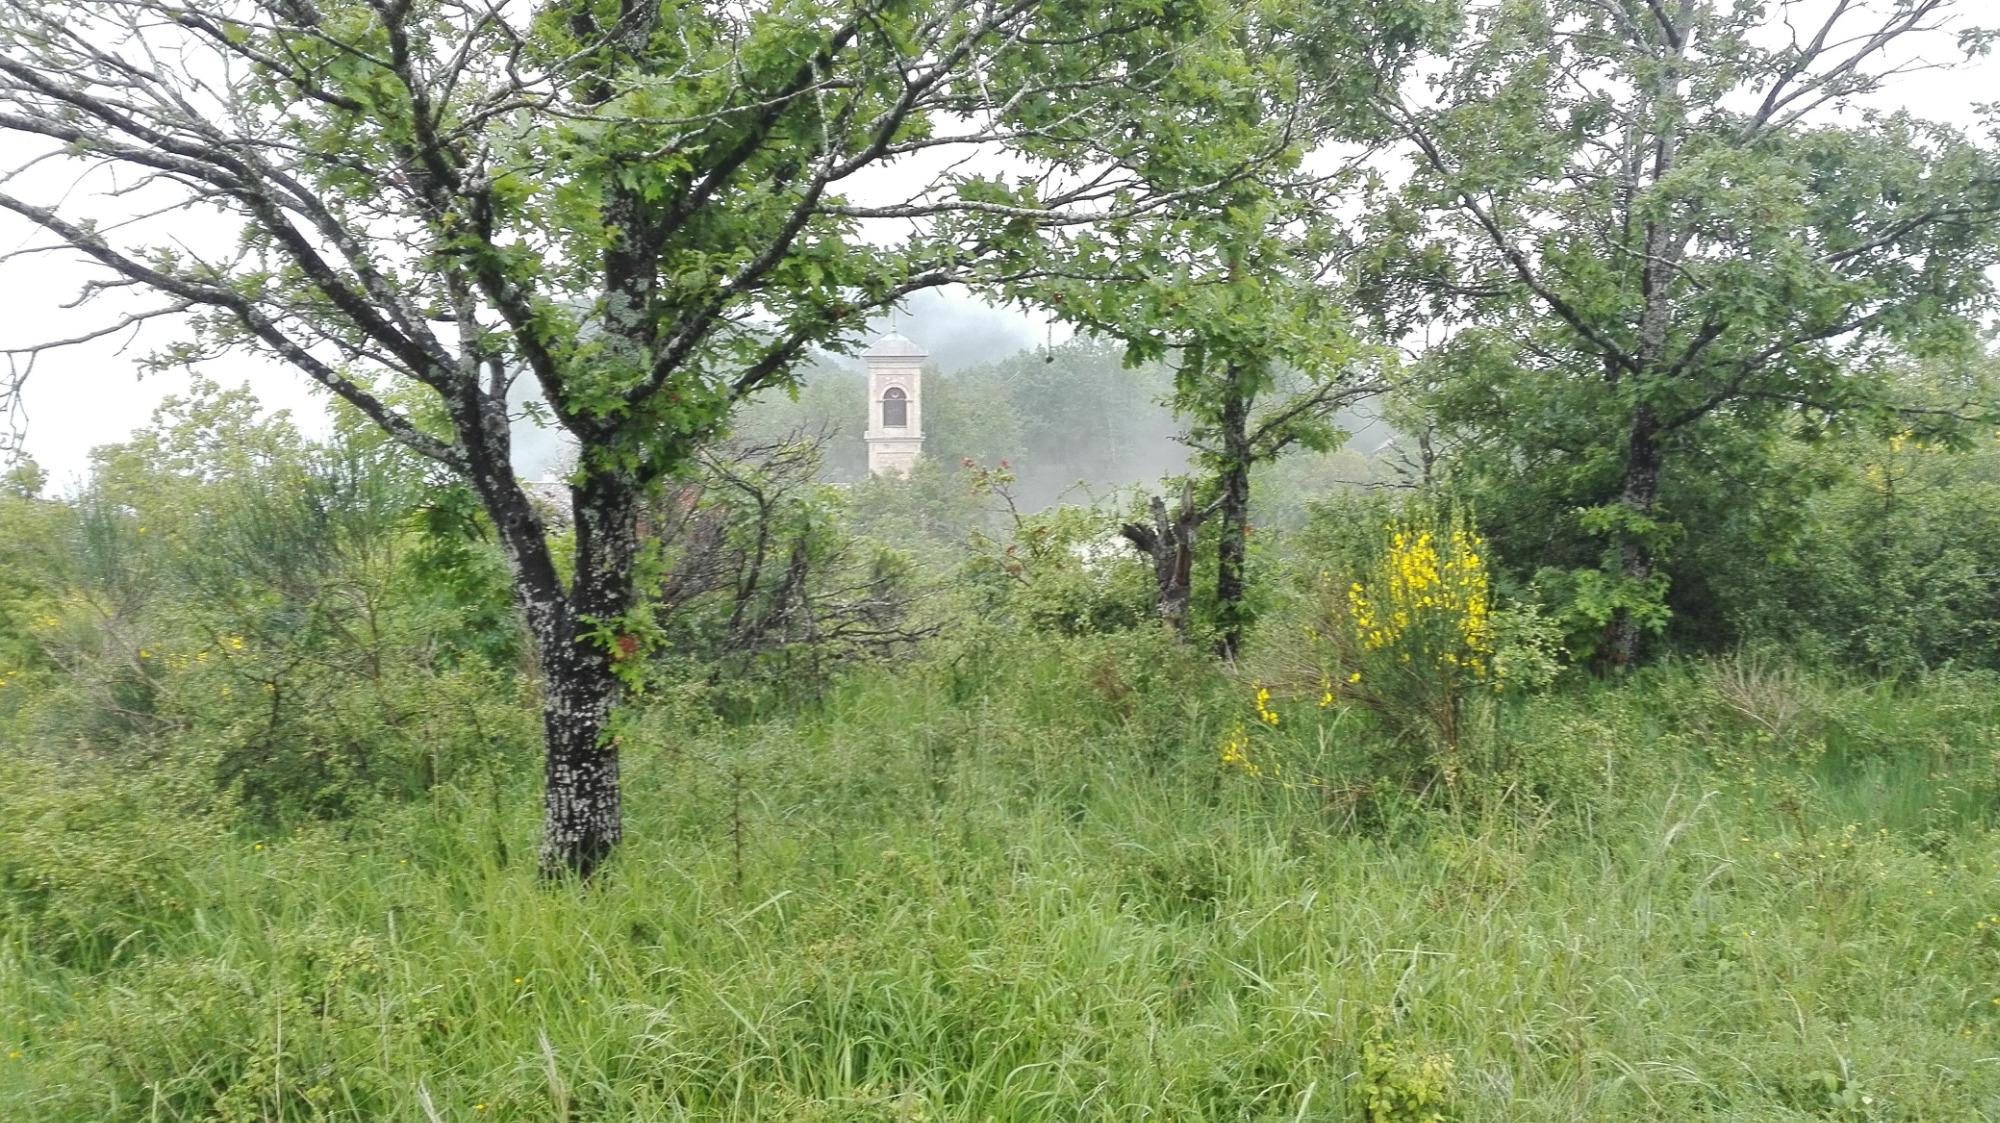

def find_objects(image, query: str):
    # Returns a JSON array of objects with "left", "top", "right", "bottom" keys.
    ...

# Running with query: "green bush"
[
  {"left": 1233, "top": 501, "right": 1563, "bottom": 804},
  {"left": 0, "top": 758, "right": 229, "bottom": 967},
  {"left": 4, "top": 384, "right": 536, "bottom": 827}
]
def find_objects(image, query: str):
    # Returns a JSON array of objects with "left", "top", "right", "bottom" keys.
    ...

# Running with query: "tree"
[
  {"left": 0, "top": 457, "right": 59, "bottom": 691},
  {"left": 1120, "top": 205, "right": 1385, "bottom": 659},
  {"left": 1365, "top": 0, "right": 2000, "bottom": 664},
  {"left": 0, "top": 0, "right": 1291, "bottom": 876},
  {"left": 1007, "top": 0, "right": 1435, "bottom": 658}
]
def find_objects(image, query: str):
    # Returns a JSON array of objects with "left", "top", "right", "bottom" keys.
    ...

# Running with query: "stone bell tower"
[{"left": 863, "top": 332, "right": 926, "bottom": 476}]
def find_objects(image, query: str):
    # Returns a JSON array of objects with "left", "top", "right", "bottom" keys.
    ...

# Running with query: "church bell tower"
[{"left": 863, "top": 332, "right": 926, "bottom": 476}]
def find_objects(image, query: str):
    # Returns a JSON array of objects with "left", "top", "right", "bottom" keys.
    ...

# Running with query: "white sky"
[{"left": 0, "top": 1, "right": 1992, "bottom": 492}]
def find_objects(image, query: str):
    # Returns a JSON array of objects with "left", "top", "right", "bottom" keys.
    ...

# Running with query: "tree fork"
[{"left": 1121, "top": 480, "right": 1203, "bottom": 635}]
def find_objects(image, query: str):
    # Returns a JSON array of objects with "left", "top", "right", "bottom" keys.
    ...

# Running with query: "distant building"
[
  {"left": 521, "top": 478, "right": 572, "bottom": 528},
  {"left": 863, "top": 331, "right": 926, "bottom": 476}
]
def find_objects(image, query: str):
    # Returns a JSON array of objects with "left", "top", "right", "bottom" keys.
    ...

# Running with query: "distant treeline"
[{"left": 737, "top": 335, "right": 1391, "bottom": 515}]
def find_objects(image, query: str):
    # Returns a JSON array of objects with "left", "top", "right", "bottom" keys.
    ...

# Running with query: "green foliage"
[
  {"left": 929, "top": 338, "right": 1187, "bottom": 511},
  {"left": 9, "top": 4, "right": 2000, "bottom": 1113},
  {"left": 9, "top": 652, "right": 2000, "bottom": 1121},
  {"left": 1, "top": 0, "right": 1349, "bottom": 872},
  {"left": 1371, "top": 0, "right": 2000, "bottom": 659},
  {"left": 407, "top": 481, "right": 523, "bottom": 669},
  {"left": 0, "top": 460, "right": 61, "bottom": 701},
  {"left": 1693, "top": 420, "right": 2000, "bottom": 675},
  {"left": 4, "top": 384, "right": 535, "bottom": 827},
  {"left": 993, "top": 0, "right": 1443, "bottom": 654},
  {"left": 1359, "top": 1017, "right": 1458, "bottom": 1123},
  {"left": 1236, "top": 499, "right": 1561, "bottom": 798},
  {"left": 0, "top": 757, "right": 230, "bottom": 968},
  {"left": 730, "top": 358, "right": 871, "bottom": 482},
  {"left": 847, "top": 458, "right": 995, "bottom": 559},
  {"left": 957, "top": 466, "right": 1158, "bottom": 637},
  {"left": 640, "top": 436, "right": 930, "bottom": 717}
]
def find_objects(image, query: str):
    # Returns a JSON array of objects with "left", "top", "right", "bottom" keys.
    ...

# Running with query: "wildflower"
[
  {"left": 1220, "top": 726, "right": 1261, "bottom": 777},
  {"left": 1253, "top": 686, "right": 1279, "bottom": 727},
  {"left": 1343, "top": 513, "right": 1492, "bottom": 672}
]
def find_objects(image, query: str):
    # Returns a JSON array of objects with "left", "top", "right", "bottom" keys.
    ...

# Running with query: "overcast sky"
[{"left": 0, "top": 1, "right": 1992, "bottom": 491}]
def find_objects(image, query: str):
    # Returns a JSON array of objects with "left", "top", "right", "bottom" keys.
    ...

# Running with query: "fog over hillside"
[{"left": 735, "top": 297, "right": 1400, "bottom": 519}]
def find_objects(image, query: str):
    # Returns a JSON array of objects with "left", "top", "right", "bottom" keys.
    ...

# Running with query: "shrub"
[
  {"left": 1358, "top": 1016, "right": 1458, "bottom": 1123},
  {"left": 1236, "top": 502, "right": 1561, "bottom": 797},
  {"left": 5, "top": 385, "right": 536, "bottom": 827}
]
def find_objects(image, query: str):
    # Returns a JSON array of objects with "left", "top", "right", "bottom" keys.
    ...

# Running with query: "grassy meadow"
[
  {"left": 5, "top": 642, "right": 1999, "bottom": 1122},
  {"left": 7, "top": 0, "right": 2000, "bottom": 1118}
]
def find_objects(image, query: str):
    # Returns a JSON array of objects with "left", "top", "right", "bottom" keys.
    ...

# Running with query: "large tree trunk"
[
  {"left": 534, "top": 469, "right": 645, "bottom": 878},
  {"left": 1607, "top": 408, "right": 1663, "bottom": 666},
  {"left": 448, "top": 387, "right": 640, "bottom": 879},
  {"left": 537, "top": 648, "right": 622, "bottom": 879},
  {"left": 1214, "top": 366, "right": 1253, "bottom": 661}
]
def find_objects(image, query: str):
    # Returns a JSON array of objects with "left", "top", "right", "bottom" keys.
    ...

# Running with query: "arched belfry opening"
[{"left": 863, "top": 332, "right": 926, "bottom": 476}]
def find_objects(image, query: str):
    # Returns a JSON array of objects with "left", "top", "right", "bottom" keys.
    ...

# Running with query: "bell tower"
[{"left": 863, "top": 332, "right": 926, "bottom": 476}]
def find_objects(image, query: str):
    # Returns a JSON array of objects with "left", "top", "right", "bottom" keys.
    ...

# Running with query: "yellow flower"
[
  {"left": 1253, "top": 685, "right": 1280, "bottom": 727},
  {"left": 1220, "top": 726, "right": 1262, "bottom": 777},
  {"left": 1347, "top": 671, "right": 1362, "bottom": 684}
]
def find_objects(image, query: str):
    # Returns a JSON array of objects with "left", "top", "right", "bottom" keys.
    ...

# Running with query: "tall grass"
[{"left": 4, "top": 645, "right": 1998, "bottom": 1121}]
